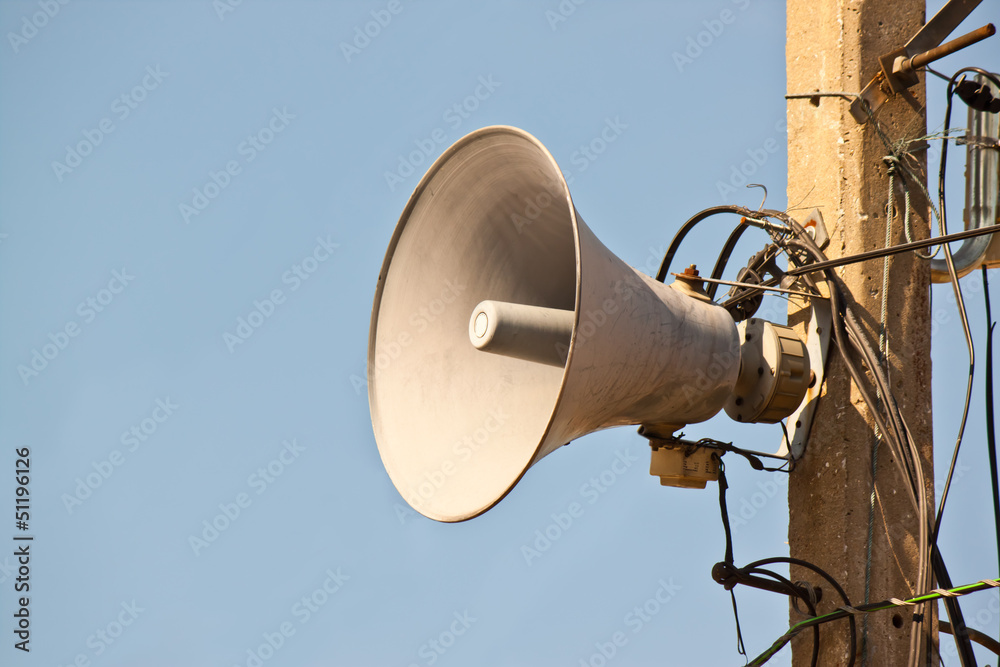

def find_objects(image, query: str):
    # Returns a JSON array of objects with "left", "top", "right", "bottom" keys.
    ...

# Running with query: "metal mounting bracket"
[
  {"left": 849, "top": 0, "right": 995, "bottom": 124},
  {"left": 775, "top": 285, "right": 832, "bottom": 461}
]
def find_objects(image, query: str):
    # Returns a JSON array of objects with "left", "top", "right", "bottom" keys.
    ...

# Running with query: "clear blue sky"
[{"left": 0, "top": 1, "right": 997, "bottom": 665}]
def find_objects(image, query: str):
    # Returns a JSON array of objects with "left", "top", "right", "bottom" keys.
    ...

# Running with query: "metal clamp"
[
  {"left": 849, "top": 0, "right": 996, "bottom": 124},
  {"left": 712, "top": 561, "right": 823, "bottom": 603},
  {"left": 775, "top": 287, "right": 831, "bottom": 461}
]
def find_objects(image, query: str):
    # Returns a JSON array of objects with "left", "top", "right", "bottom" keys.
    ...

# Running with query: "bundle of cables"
[{"left": 655, "top": 63, "right": 1000, "bottom": 665}]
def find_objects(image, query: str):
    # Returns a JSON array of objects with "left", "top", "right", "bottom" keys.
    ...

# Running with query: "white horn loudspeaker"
[{"left": 368, "top": 126, "right": 810, "bottom": 523}]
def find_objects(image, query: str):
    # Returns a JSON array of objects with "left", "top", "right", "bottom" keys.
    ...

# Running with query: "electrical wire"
[
  {"left": 750, "top": 222, "right": 915, "bottom": 484},
  {"left": 767, "top": 211, "right": 933, "bottom": 665},
  {"left": 932, "top": 546, "right": 977, "bottom": 666},
  {"left": 747, "top": 580, "right": 1000, "bottom": 666},
  {"left": 687, "top": 66, "right": 1000, "bottom": 667},
  {"left": 782, "top": 76, "right": 997, "bottom": 662},
  {"left": 927, "top": 71, "right": 1000, "bottom": 667},
  {"left": 930, "top": 68, "right": 983, "bottom": 549},
  {"left": 742, "top": 566, "right": 821, "bottom": 667},
  {"left": 777, "top": 235, "right": 920, "bottom": 504},
  {"left": 746, "top": 557, "right": 857, "bottom": 667},
  {"left": 929, "top": 74, "right": 1000, "bottom": 598},
  {"left": 859, "top": 158, "right": 899, "bottom": 663},
  {"left": 923, "top": 67, "right": 999, "bottom": 667},
  {"left": 924, "top": 66, "right": 952, "bottom": 83},
  {"left": 940, "top": 621, "right": 1000, "bottom": 655},
  {"left": 672, "top": 135, "right": 986, "bottom": 659},
  {"left": 708, "top": 223, "right": 753, "bottom": 300},
  {"left": 984, "top": 265, "right": 1000, "bottom": 642},
  {"left": 656, "top": 205, "right": 760, "bottom": 283},
  {"left": 655, "top": 64, "right": 1000, "bottom": 667},
  {"left": 713, "top": 456, "right": 827, "bottom": 667},
  {"left": 778, "top": 198, "right": 993, "bottom": 664},
  {"left": 783, "top": 223, "right": 1000, "bottom": 276},
  {"left": 927, "top": 67, "right": 1000, "bottom": 541}
]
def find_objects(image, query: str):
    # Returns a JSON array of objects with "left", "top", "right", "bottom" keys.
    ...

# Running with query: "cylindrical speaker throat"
[{"left": 468, "top": 300, "right": 574, "bottom": 367}]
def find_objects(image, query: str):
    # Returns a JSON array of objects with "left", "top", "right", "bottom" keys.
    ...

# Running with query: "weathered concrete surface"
[{"left": 786, "top": 1, "right": 935, "bottom": 664}]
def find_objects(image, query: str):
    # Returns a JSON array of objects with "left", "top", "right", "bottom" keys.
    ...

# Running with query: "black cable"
[
  {"left": 720, "top": 199, "right": 992, "bottom": 664},
  {"left": 984, "top": 266, "right": 1000, "bottom": 629},
  {"left": 714, "top": 458, "right": 746, "bottom": 660},
  {"left": 777, "top": 219, "right": 927, "bottom": 525},
  {"left": 775, "top": 217, "right": 936, "bottom": 665},
  {"left": 749, "top": 580, "right": 1000, "bottom": 666},
  {"left": 700, "top": 438, "right": 790, "bottom": 473},
  {"left": 699, "top": 204, "right": 975, "bottom": 664},
  {"left": 780, "top": 207, "right": 967, "bottom": 666},
  {"left": 728, "top": 589, "right": 747, "bottom": 661},
  {"left": 717, "top": 457, "right": 735, "bottom": 566},
  {"left": 783, "top": 224, "right": 1000, "bottom": 277},
  {"left": 940, "top": 621, "right": 1000, "bottom": 655},
  {"left": 714, "top": 455, "right": 821, "bottom": 665},
  {"left": 745, "top": 557, "right": 857, "bottom": 667},
  {"left": 742, "top": 566, "right": 821, "bottom": 667},
  {"left": 839, "top": 286, "right": 935, "bottom": 667},
  {"left": 781, "top": 239, "right": 921, "bottom": 513},
  {"left": 927, "top": 68, "right": 1000, "bottom": 667},
  {"left": 932, "top": 545, "right": 977, "bottom": 666},
  {"left": 656, "top": 205, "right": 757, "bottom": 283},
  {"left": 928, "top": 69, "right": 992, "bottom": 667},
  {"left": 931, "top": 68, "right": 980, "bottom": 547},
  {"left": 708, "top": 223, "right": 752, "bottom": 300}
]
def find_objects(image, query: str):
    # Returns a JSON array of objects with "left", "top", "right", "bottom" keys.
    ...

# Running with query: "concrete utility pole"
[{"left": 786, "top": 1, "right": 936, "bottom": 664}]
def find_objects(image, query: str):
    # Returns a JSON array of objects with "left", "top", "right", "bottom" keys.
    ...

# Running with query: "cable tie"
[
  {"left": 882, "top": 155, "right": 901, "bottom": 175},
  {"left": 930, "top": 588, "right": 959, "bottom": 598}
]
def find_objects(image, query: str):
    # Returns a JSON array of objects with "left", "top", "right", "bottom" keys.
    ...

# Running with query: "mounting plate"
[{"left": 776, "top": 289, "right": 832, "bottom": 460}]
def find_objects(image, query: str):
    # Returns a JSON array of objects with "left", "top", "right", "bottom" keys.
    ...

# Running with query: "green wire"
[{"left": 748, "top": 579, "right": 1000, "bottom": 666}]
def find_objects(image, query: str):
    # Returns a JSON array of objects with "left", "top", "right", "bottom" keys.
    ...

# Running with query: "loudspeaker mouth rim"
[{"left": 367, "top": 125, "right": 586, "bottom": 522}]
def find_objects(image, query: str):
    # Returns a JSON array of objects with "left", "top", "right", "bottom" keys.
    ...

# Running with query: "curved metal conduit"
[{"left": 931, "top": 74, "right": 1000, "bottom": 282}]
